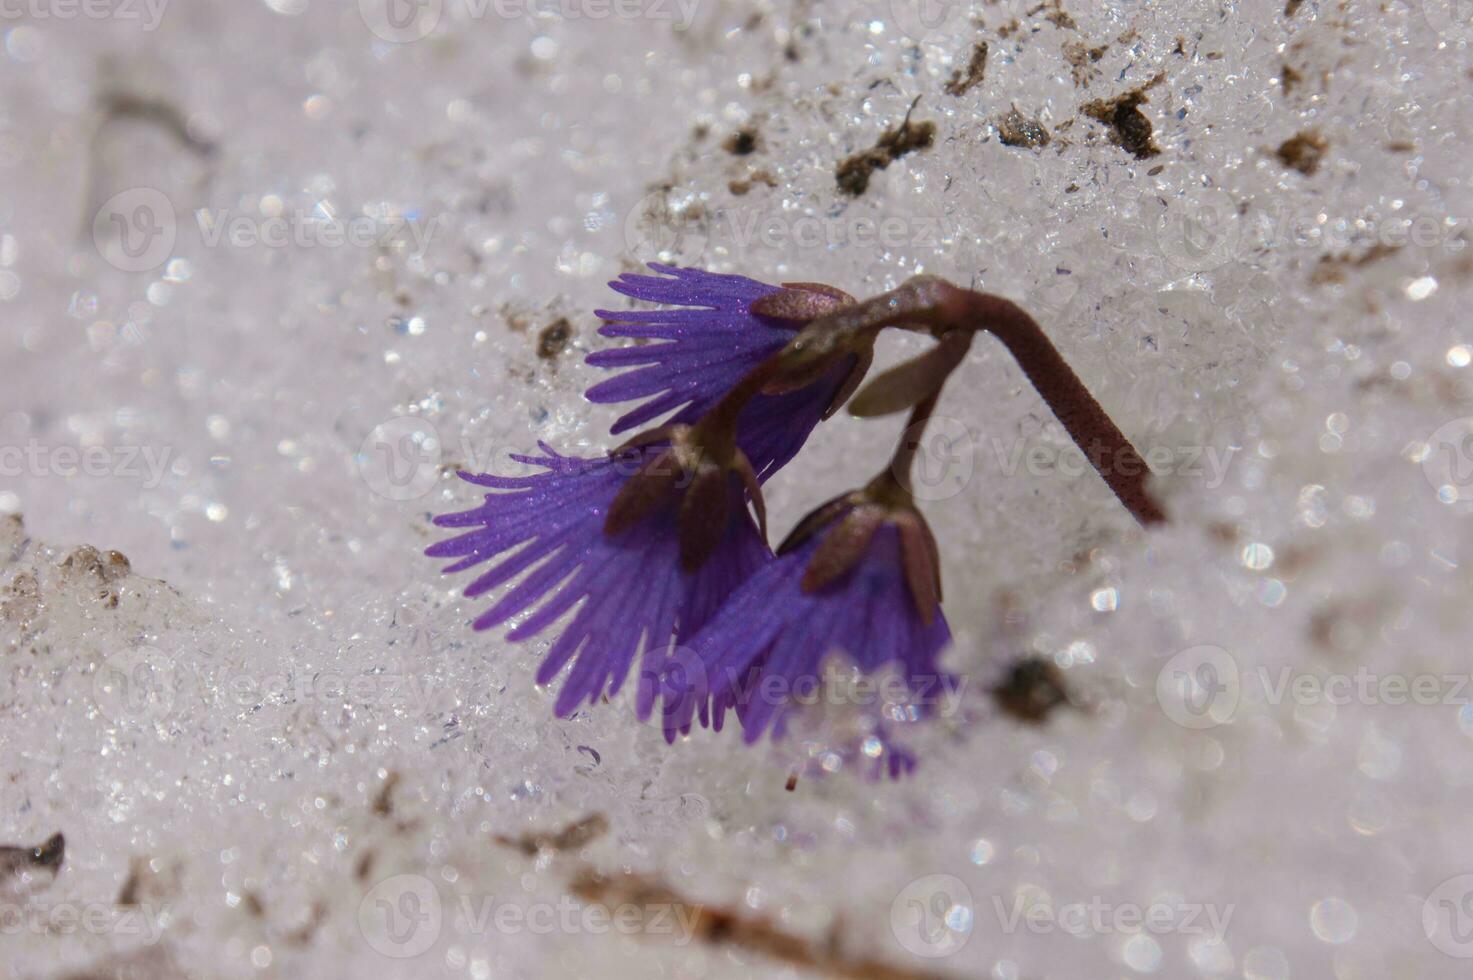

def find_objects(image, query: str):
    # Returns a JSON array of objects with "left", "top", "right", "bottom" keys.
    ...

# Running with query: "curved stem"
[
  {"left": 963, "top": 292, "right": 1166, "bottom": 525},
  {"left": 883, "top": 390, "right": 941, "bottom": 502},
  {"left": 795, "top": 277, "right": 1167, "bottom": 526},
  {"left": 664, "top": 275, "right": 1166, "bottom": 530}
]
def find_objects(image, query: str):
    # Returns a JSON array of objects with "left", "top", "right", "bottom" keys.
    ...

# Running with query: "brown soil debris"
[
  {"left": 835, "top": 101, "right": 936, "bottom": 197},
  {"left": 943, "top": 41, "right": 989, "bottom": 97},
  {"left": 60, "top": 544, "right": 131, "bottom": 584},
  {"left": 1082, "top": 81, "right": 1162, "bottom": 159},
  {"left": 1063, "top": 41, "right": 1107, "bottom": 87},
  {"left": 1276, "top": 130, "right": 1328, "bottom": 175},
  {"left": 1310, "top": 243, "right": 1400, "bottom": 285},
  {"left": 495, "top": 813, "right": 610, "bottom": 856},
  {"left": 723, "top": 127, "right": 761, "bottom": 156},
  {"left": 372, "top": 771, "right": 401, "bottom": 817},
  {"left": 0, "top": 832, "right": 64, "bottom": 890},
  {"left": 537, "top": 317, "right": 573, "bottom": 360},
  {"left": 2, "top": 570, "right": 40, "bottom": 631},
  {"left": 729, "top": 169, "right": 778, "bottom": 196},
  {"left": 1280, "top": 63, "right": 1303, "bottom": 95},
  {"left": 991, "top": 657, "right": 1073, "bottom": 723},
  {"left": 1043, "top": 1, "right": 1077, "bottom": 30},
  {"left": 997, "top": 108, "right": 1051, "bottom": 148}
]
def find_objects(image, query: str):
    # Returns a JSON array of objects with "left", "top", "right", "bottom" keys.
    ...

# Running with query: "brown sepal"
[
  {"left": 779, "top": 281, "right": 855, "bottom": 304},
  {"left": 678, "top": 464, "right": 731, "bottom": 572},
  {"left": 893, "top": 510, "right": 942, "bottom": 626},
  {"left": 822, "top": 345, "right": 874, "bottom": 419},
  {"left": 730, "top": 450, "right": 768, "bottom": 544},
  {"left": 750, "top": 283, "right": 854, "bottom": 324},
  {"left": 610, "top": 423, "right": 684, "bottom": 456},
  {"left": 777, "top": 491, "right": 864, "bottom": 556},
  {"left": 762, "top": 352, "right": 844, "bottom": 395},
  {"left": 847, "top": 329, "right": 973, "bottom": 417},
  {"left": 754, "top": 288, "right": 848, "bottom": 322},
  {"left": 605, "top": 447, "right": 683, "bottom": 537},
  {"left": 801, "top": 504, "right": 887, "bottom": 593}
]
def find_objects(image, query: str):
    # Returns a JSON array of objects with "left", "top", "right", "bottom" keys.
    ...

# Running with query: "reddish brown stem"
[
  {"left": 791, "top": 276, "right": 1167, "bottom": 525},
  {"left": 882, "top": 390, "right": 941, "bottom": 502},
  {"left": 963, "top": 292, "right": 1166, "bottom": 525}
]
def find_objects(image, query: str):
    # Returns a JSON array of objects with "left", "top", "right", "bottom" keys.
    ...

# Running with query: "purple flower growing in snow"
[
  {"left": 427, "top": 266, "right": 867, "bottom": 721},
  {"left": 660, "top": 491, "right": 955, "bottom": 779},
  {"left": 426, "top": 261, "right": 1172, "bottom": 779},
  {"left": 589, "top": 264, "right": 869, "bottom": 479},
  {"left": 426, "top": 442, "right": 767, "bottom": 718}
]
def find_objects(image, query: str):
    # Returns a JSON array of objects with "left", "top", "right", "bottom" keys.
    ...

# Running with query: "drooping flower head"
[
  {"left": 426, "top": 443, "right": 767, "bottom": 718},
  {"left": 427, "top": 263, "right": 1169, "bottom": 778},
  {"left": 428, "top": 266, "right": 868, "bottom": 721},
  {"left": 660, "top": 491, "right": 956, "bottom": 779},
  {"left": 589, "top": 264, "right": 869, "bottom": 479}
]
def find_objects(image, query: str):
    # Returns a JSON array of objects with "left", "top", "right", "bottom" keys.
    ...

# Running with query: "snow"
[{"left": 3, "top": 0, "right": 1473, "bottom": 977}]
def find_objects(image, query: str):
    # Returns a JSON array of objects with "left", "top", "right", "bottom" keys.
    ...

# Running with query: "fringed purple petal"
[
  {"left": 589, "top": 265, "right": 852, "bottom": 479},
  {"left": 428, "top": 444, "right": 769, "bottom": 719},
  {"left": 589, "top": 265, "right": 792, "bottom": 434},
  {"left": 733, "top": 355, "right": 854, "bottom": 480},
  {"left": 604, "top": 263, "right": 779, "bottom": 308},
  {"left": 662, "top": 518, "right": 953, "bottom": 779}
]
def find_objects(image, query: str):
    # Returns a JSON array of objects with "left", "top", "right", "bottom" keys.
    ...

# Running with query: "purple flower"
[
  {"left": 660, "top": 500, "right": 954, "bottom": 778},
  {"left": 426, "top": 442, "right": 768, "bottom": 718},
  {"left": 589, "top": 264, "right": 859, "bottom": 479}
]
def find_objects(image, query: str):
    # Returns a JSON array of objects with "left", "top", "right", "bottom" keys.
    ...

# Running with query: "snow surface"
[{"left": 4, "top": 0, "right": 1473, "bottom": 977}]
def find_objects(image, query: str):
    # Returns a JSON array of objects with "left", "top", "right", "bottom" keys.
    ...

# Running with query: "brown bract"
[
  {"left": 603, "top": 426, "right": 766, "bottom": 572},
  {"left": 751, "top": 283, "right": 877, "bottom": 418},
  {"left": 780, "top": 492, "right": 943, "bottom": 626},
  {"left": 820, "top": 347, "right": 876, "bottom": 419},
  {"left": 894, "top": 508, "right": 943, "bottom": 626},
  {"left": 848, "top": 329, "right": 973, "bottom": 417},
  {"left": 748, "top": 282, "right": 853, "bottom": 322},
  {"left": 802, "top": 503, "right": 889, "bottom": 592}
]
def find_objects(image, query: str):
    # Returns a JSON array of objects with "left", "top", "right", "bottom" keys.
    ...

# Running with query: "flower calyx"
[
  {"left": 603, "top": 422, "right": 767, "bottom": 573},
  {"left": 777, "top": 476, "right": 943, "bottom": 626}
]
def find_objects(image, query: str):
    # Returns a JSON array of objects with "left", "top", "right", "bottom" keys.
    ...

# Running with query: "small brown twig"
[
  {"left": 570, "top": 868, "right": 957, "bottom": 980},
  {"left": 493, "top": 813, "right": 610, "bottom": 856}
]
